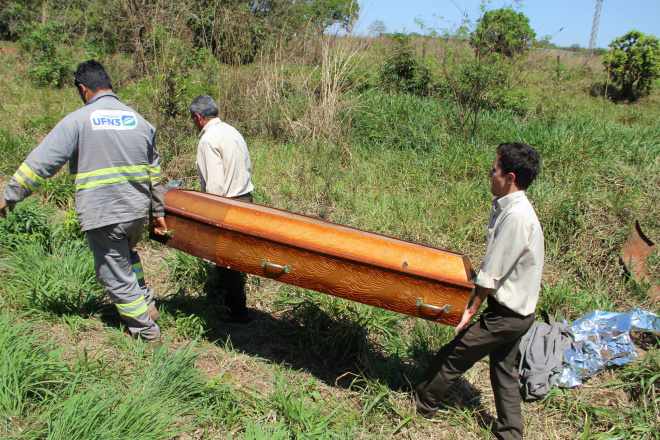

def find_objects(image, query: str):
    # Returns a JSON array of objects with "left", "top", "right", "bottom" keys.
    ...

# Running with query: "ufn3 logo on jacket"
[{"left": 90, "top": 110, "right": 138, "bottom": 130}]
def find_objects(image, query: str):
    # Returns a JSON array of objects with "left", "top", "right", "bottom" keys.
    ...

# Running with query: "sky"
[{"left": 355, "top": 0, "right": 660, "bottom": 49}]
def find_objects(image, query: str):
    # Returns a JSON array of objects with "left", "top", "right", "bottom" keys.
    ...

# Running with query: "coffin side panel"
[{"left": 164, "top": 214, "right": 471, "bottom": 326}]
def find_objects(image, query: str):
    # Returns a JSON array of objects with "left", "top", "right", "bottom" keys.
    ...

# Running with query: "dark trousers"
[
  {"left": 208, "top": 191, "right": 252, "bottom": 317},
  {"left": 415, "top": 298, "right": 535, "bottom": 440},
  {"left": 210, "top": 265, "right": 248, "bottom": 317}
]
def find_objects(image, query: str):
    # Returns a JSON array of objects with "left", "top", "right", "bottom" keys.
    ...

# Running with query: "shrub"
[
  {"left": 470, "top": 7, "right": 535, "bottom": 58},
  {"left": 603, "top": 30, "right": 660, "bottom": 102},
  {"left": 379, "top": 33, "right": 431, "bottom": 96},
  {"left": 19, "top": 22, "right": 70, "bottom": 87}
]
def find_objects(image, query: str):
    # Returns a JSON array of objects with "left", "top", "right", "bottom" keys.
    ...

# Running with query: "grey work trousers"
[
  {"left": 415, "top": 298, "right": 535, "bottom": 440},
  {"left": 86, "top": 218, "right": 160, "bottom": 340}
]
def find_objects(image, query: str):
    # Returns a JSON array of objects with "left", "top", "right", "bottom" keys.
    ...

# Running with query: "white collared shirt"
[
  {"left": 475, "top": 191, "right": 545, "bottom": 316},
  {"left": 196, "top": 118, "right": 254, "bottom": 198}
]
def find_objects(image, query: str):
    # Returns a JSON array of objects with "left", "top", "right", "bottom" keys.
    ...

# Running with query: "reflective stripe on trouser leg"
[
  {"left": 86, "top": 219, "right": 160, "bottom": 340},
  {"left": 130, "top": 249, "right": 156, "bottom": 314}
]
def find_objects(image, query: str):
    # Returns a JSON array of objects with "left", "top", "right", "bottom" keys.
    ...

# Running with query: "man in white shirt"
[
  {"left": 191, "top": 95, "right": 255, "bottom": 323},
  {"left": 415, "top": 142, "right": 544, "bottom": 440}
]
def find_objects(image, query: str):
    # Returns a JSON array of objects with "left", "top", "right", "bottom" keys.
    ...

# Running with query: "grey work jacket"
[{"left": 3, "top": 92, "right": 165, "bottom": 231}]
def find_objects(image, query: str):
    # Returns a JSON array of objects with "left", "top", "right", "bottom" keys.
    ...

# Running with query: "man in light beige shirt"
[
  {"left": 415, "top": 142, "right": 544, "bottom": 440},
  {"left": 191, "top": 95, "right": 254, "bottom": 199},
  {"left": 190, "top": 95, "right": 254, "bottom": 323}
]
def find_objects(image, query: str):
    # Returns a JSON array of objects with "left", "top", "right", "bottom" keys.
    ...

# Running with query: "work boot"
[
  {"left": 148, "top": 303, "right": 160, "bottom": 321},
  {"left": 139, "top": 331, "right": 161, "bottom": 351}
]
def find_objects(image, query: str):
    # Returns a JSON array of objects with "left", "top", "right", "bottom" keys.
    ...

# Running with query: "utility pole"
[{"left": 587, "top": 0, "right": 604, "bottom": 57}]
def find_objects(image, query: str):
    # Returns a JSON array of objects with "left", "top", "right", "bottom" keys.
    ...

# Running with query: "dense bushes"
[
  {"left": 603, "top": 30, "right": 660, "bottom": 102},
  {"left": 19, "top": 22, "right": 70, "bottom": 87},
  {"left": 379, "top": 33, "right": 431, "bottom": 96}
]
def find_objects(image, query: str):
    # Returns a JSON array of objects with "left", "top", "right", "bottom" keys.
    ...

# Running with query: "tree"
[
  {"left": 603, "top": 30, "right": 660, "bottom": 102},
  {"left": 469, "top": 7, "right": 535, "bottom": 57},
  {"left": 429, "top": 4, "right": 532, "bottom": 138},
  {"left": 368, "top": 19, "right": 386, "bottom": 37},
  {"left": 297, "top": 0, "right": 360, "bottom": 35}
]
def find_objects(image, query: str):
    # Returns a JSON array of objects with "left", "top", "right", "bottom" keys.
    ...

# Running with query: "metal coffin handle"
[
  {"left": 261, "top": 259, "right": 291, "bottom": 274},
  {"left": 416, "top": 298, "right": 450, "bottom": 314}
]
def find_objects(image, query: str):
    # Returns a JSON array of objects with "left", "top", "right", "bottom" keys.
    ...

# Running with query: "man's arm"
[
  {"left": 455, "top": 211, "right": 529, "bottom": 333},
  {"left": 147, "top": 130, "right": 168, "bottom": 236},
  {"left": 3, "top": 116, "right": 79, "bottom": 211},
  {"left": 455, "top": 285, "right": 492, "bottom": 333}
]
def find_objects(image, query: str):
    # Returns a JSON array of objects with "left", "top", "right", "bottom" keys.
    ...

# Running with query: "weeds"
[
  {"left": 164, "top": 250, "right": 209, "bottom": 298},
  {"left": 0, "top": 238, "right": 104, "bottom": 315},
  {"left": 0, "top": 312, "right": 69, "bottom": 419},
  {"left": 0, "top": 129, "right": 31, "bottom": 174}
]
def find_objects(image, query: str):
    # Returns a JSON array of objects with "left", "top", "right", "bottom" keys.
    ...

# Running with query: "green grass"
[
  {"left": 0, "top": 312, "right": 69, "bottom": 420},
  {"left": 0, "top": 35, "right": 659, "bottom": 439},
  {"left": 0, "top": 236, "right": 104, "bottom": 315}
]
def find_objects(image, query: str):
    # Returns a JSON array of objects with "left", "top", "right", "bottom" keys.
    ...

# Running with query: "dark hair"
[
  {"left": 190, "top": 95, "right": 219, "bottom": 120},
  {"left": 73, "top": 60, "right": 112, "bottom": 92},
  {"left": 495, "top": 142, "right": 541, "bottom": 190}
]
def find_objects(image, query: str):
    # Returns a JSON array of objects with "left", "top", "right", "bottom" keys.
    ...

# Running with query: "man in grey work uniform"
[
  {"left": 0, "top": 60, "right": 168, "bottom": 342},
  {"left": 190, "top": 95, "right": 254, "bottom": 323},
  {"left": 415, "top": 142, "right": 544, "bottom": 440}
]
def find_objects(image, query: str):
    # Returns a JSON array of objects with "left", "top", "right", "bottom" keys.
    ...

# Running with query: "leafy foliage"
[
  {"left": 0, "top": 198, "right": 54, "bottom": 250},
  {"left": 0, "top": 0, "right": 38, "bottom": 40},
  {"left": 297, "top": 0, "right": 360, "bottom": 35},
  {"left": 470, "top": 7, "right": 535, "bottom": 58},
  {"left": 19, "top": 22, "right": 70, "bottom": 87},
  {"left": 187, "top": 0, "right": 358, "bottom": 65},
  {"left": 603, "top": 30, "right": 660, "bottom": 102},
  {"left": 379, "top": 33, "right": 431, "bottom": 96},
  {"left": 435, "top": 37, "right": 527, "bottom": 137}
]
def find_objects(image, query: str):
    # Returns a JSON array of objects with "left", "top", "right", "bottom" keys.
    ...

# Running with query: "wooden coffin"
[{"left": 153, "top": 189, "right": 475, "bottom": 326}]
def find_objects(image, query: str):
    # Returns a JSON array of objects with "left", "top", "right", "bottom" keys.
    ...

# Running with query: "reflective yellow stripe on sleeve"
[
  {"left": 13, "top": 172, "right": 36, "bottom": 191},
  {"left": 19, "top": 163, "right": 46, "bottom": 185}
]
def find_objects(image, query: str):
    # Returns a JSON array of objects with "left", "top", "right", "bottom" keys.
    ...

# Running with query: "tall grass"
[
  {"left": 0, "top": 238, "right": 105, "bottom": 315},
  {"left": 25, "top": 343, "right": 207, "bottom": 440},
  {"left": 0, "top": 312, "right": 69, "bottom": 420},
  {"left": 0, "top": 130, "right": 32, "bottom": 174}
]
